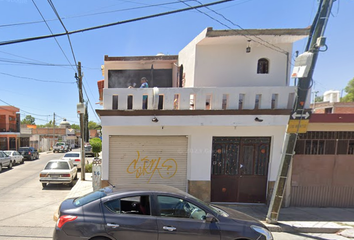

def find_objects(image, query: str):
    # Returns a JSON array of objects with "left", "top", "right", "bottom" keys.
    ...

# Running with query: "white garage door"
[{"left": 109, "top": 136, "right": 188, "bottom": 191}]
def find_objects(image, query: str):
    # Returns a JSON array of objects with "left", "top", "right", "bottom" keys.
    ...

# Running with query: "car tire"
[
  {"left": 21, "top": 159, "right": 24, "bottom": 164},
  {"left": 0, "top": 164, "right": 2, "bottom": 172},
  {"left": 74, "top": 173, "right": 78, "bottom": 180},
  {"left": 42, "top": 183, "right": 46, "bottom": 188},
  {"left": 8, "top": 161, "right": 12, "bottom": 169}
]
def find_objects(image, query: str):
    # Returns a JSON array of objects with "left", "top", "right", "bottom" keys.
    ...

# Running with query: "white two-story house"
[{"left": 96, "top": 27, "right": 309, "bottom": 203}]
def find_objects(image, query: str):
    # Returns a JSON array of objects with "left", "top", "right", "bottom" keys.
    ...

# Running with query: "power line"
[
  {"left": 0, "top": 72, "right": 75, "bottom": 84},
  {"left": 31, "top": 0, "right": 76, "bottom": 72},
  {"left": 0, "top": 57, "right": 73, "bottom": 67},
  {"left": 47, "top": 0, "right": 78, "bottom": 71},
  {"left": 0, "top": 0, "right": 233, "bottom": 46},
  {"left": 179, "top": 0, "right": 288, "bottom": 55},
  {"left": 0, "top": 1, "right": 195, "bottom": 29},
  {"left": 83, "top": 83, "right": 101, "bottom": 122}
]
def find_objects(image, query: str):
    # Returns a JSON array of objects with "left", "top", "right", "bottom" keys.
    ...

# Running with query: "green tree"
[
  {"left": 341, "top": 77, "right": 354, "bottom": 102},
  {"left": 89, "top": 137, "right": 102, "bottom": 158},
  {"left": 21, "top": 115, "right": 35, "bottom": 125},
  {"left": 71, "top": 124, "right": 80, "bottom": 130},
  {"left": 88, "top": 121, "right": 98, "bottom": 130},
  {"left": 37, "top": 120, "right": 56, "bottom": 128},
  {"left": 315, "top": 95, "right": 323, "bottom": 102}
]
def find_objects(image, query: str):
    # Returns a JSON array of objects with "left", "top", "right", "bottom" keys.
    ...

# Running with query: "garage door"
[{"left": 109, "top": 136, "right": 188, "bottom": 191}]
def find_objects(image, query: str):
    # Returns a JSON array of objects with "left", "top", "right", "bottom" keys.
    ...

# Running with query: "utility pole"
[
  {"left": 52, "top": 112, "right": 55, "bottom": 149},
  {"left": 76, "top": 62, "right": 86, "bottom": 180},
  {"left": 266, "top": 0, "right": 335, "bottom": 224}
]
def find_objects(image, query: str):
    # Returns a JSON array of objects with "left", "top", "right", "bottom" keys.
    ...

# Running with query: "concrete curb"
[{"left": 263, "top": 222, "right": 352, "bottom": 234}]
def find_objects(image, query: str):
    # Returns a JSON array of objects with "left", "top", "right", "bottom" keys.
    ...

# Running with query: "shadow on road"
[{"left": 41, "top": 180, "right": 78, "bottom": 190}]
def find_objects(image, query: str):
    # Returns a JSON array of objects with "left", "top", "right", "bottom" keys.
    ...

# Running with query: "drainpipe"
[{"left": 286, "top": 52, "right": 290, "bottom": 85}]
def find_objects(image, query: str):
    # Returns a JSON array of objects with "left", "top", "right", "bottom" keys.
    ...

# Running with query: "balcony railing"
[
  {"left": 0, "top": 123, "right": 19, "bottom": 132},
  {"left": 103, "top": 86, "right": 297, "bottom": 111}
]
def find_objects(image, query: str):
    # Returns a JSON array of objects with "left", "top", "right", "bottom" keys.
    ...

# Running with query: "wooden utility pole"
[
  {"left": 77, "top": 62, "right": 86, "bottom": 180},
  {"left": 52, "top": 112, "right": 55, "bottom": 149},
  {"left": 266, "top": 0, "right": 335, "bottom": 224}
]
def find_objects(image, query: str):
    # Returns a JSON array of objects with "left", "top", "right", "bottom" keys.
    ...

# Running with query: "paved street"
[{"left": 0, "top": 151, "right": 72, "bottom": 240}]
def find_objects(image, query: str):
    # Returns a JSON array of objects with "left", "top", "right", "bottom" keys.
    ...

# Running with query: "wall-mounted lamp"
[
  {"left": 152, "top": 117, "right": 159, "bottom": 123},
  {"left": 246, "top": 40, "right": 251, "bottom": 53},
  {"left": 254, "top": 117, "right": 263, "bottom": 122}
]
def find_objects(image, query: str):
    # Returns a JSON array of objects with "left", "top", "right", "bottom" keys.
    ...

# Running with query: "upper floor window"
[{"left": 257, "top": 58, "right": 269, "bottom": 74}]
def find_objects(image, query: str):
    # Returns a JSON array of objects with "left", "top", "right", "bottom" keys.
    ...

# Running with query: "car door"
[
  {"left": 155, "top": 195, "right": 220, "bottom": 240},
  {"left": 102, "top": 194, "right": 158, "bottom": 240}
]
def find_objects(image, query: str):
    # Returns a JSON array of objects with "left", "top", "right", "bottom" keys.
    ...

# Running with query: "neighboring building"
[
  {"left": 290, "top": 113, "right": 354, "bottom": 207},
  {"left": 289, "top": 90, "right": 354, "bottom": 207},
  {"left": 96, "top": 27, "right": 309, "bottom": 203},
  {"left": 311, "top": 90, "right": 354, "bottom": 114},
  {"left": 0, "top": 106, "right": 20, "bottom": 150}
]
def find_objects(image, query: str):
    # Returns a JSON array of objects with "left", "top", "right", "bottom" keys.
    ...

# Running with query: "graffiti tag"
[{"left": 127, "top": 151, "right": 178, "bottom": 182}]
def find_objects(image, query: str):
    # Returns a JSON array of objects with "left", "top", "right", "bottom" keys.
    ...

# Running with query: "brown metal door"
[{"left": 211, "top": 137, "right": 270, "bottom": 203}]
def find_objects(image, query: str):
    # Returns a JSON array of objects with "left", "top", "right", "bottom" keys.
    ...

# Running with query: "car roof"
[{"left": 105, "top": 184, "right": 194, "bottom": 198}]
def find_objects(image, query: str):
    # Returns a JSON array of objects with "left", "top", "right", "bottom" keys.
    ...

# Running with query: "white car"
[
  {"left": 4, "top": 150, "right": 24, "bottom": 165},
  {"left": 62, "top": 152, "right": 81, "bottom": 170},
  {"left": 39, "top": 159, "right": 77, "bottom": 188}
]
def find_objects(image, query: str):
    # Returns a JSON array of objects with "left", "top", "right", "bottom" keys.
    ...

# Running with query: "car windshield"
[
  {"left": 56, "top": 143, "right": 65, "bottom": 146},
  {"left": 45, "top": 161, "right": 69, "bottom": 170},
  {"left": 208, "top": 204, "right": 229, "bottom": 217},
  {"left": 3, "top": 151, "right": 11, "bottom": 156},
  {"left": 19, "top": 148, "right": 29, "bottom": 151},
  {"left": 64, "top": 153, "right": 79, "bottom": 158},
  {"left": 73, "top": 190, "right": 107, "bottom": 207}
]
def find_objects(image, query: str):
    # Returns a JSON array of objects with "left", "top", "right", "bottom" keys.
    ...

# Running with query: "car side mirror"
[{"left": 204, "top": 213, "right": 217, "bottom": 223}]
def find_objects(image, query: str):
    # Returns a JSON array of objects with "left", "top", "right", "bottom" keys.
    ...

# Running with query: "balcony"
[
  {"left": 103, "top": 86, "right": 296, "bottom": 111},
  {"left": 0, "top": 123, "right": 19, "bottom": 132}
]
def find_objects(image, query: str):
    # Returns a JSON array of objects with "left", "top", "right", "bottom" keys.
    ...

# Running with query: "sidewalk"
[{"left": 62, "top": 176, "right": 354, "bottom": 237}]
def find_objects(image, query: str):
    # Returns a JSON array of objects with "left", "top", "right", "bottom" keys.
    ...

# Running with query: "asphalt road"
[
  {"left": 0, "top": 151, "right": 349, "bottom": 240},
  {"left": 0, "top": 151, "right": 73, "bottom": 240}
]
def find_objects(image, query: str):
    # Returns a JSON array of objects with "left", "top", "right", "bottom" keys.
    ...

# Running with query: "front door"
[{"left": 211, "top": 137, "right": 270, "bottom": 203}]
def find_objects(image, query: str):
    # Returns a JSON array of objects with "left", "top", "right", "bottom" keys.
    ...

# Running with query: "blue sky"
[{"left": 0, "top": 0, "right": 353, "bottom": 125}]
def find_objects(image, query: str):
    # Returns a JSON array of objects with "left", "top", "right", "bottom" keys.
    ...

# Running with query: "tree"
[
  {"left": 37, "top": 120, "right": 55, "bottom": 128},
  {"left": 89, "top": 137, "right": 102, "bottom": 158},
  {"left": 315, "top": 95, "right": 323, "bottom": 102},
  {"left": 88, "top": 121, "right": 98, "bottom": 130},
  {"left": 341, "top": 77, "right": 354, "bottom": 102},
  {"left": 21, "top": 115, "right": 35, "bottom": 125},
  {"left": 71, "top": 124, "right": 80, "bottom": 130}
]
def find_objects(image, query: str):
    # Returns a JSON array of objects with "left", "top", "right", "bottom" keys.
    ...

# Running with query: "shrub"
[
  {"left": 85, "top": 162, "right": 92, "bottom": 173},
  {"left": 89, "top": 138, "right": 102, "bottom": 158}
]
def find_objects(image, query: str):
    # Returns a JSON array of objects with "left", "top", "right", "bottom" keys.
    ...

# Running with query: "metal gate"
[{"left": 211, "top": 137, "right": 270, "bottom": 203}]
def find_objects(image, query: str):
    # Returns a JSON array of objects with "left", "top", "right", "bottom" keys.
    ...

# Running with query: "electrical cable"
[
  {"left": 47, "top": 0, "right": 78, "bottom": 71},
  {"left": 0, "top": 72, "right": 75, "bottom": 84},
  {"left": 83, "top": 83, "right": 101, "bottom": 122},
  {"left": 0, "top": 0, "right": 233, "bottom": 46},
  {"left": 31, "top": 0, "right": 76, "bottom": 72},
  {"left": 187, "top": 0, "right": 289, "bottom": 54}
]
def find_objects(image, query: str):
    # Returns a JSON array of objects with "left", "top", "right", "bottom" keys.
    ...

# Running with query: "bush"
[
  {"left": 85, "top": 162, "right": 92, "bottom": 173},
  {"left": 89, "top": 138, "right": 102, "bottom": 158}
]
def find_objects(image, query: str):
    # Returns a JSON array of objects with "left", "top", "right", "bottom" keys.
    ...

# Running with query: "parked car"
[
  {"left": 53, "top": 184, "right": 273, "bottom": 240},
  {"left": 62, "top": 152, "right": 81, "bottom": 170},
  {"left": 84, "top": 144, "right": 94, "bottom": 157},
  {"left": 18, "top": 147, "right": 39, "bottom": 160},
  {"left": 3, "top": 150, "right": 24, "bottom": 165},
  {"left": 0, "top": 150, "right": 12, "bottom": 172},
  {"left": 39, "top": 159, "right": 77, "bottom": 188},
  {"left": 53, "top": 142, "right": 70, "bottom": 153}
]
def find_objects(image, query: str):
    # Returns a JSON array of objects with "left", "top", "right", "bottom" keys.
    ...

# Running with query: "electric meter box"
[
  {"left": 291, "top": 51, "right": 314, "bottom": 78},
  {"left": 77, "top": 103, "right": 85, "bottom": 114}
]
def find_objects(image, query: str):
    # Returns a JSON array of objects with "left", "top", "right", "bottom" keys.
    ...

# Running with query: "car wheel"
[
  {"left": 21, "top": 159, "right": 24, "bottom": 164},
  {"left": 42, "top": 183, "right": 46, "bottom": 188},
  {"left": 74, "top": 173, "right": 78, "bottom": 180},
  {"left": 8, "top": 161, "right": 12, "bottom": 169},
  {"left": 0, "top": 164, "right": 2, "bottom": 172}
]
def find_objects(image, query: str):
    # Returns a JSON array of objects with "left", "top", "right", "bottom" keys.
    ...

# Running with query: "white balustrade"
[{"left": 103, "top": 86, "right": 297, "bottom": 110}]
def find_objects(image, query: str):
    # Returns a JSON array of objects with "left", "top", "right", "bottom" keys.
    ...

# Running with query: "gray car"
[
  {"left": 0, "top": 150, "right": 12, "bottom": 172},
  {"left": 53, "top": 184, "right": 273, "bottom": 240}
]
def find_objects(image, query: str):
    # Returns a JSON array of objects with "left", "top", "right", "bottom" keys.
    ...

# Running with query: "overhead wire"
[
  {"left": 0, "top": 72, "right": 75, "bottom": 84},
  {"left": 47, "top": 0, "right": 78, "bottom": 70},
  {"left": 31, "top": 0, "right": 76, "bottom": 72},
  {"left": 179, "top": 0, "right": 288, "bottom": 55},
  {"left": 0, "top": 0, "right": 233, "bottom": 46}
]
